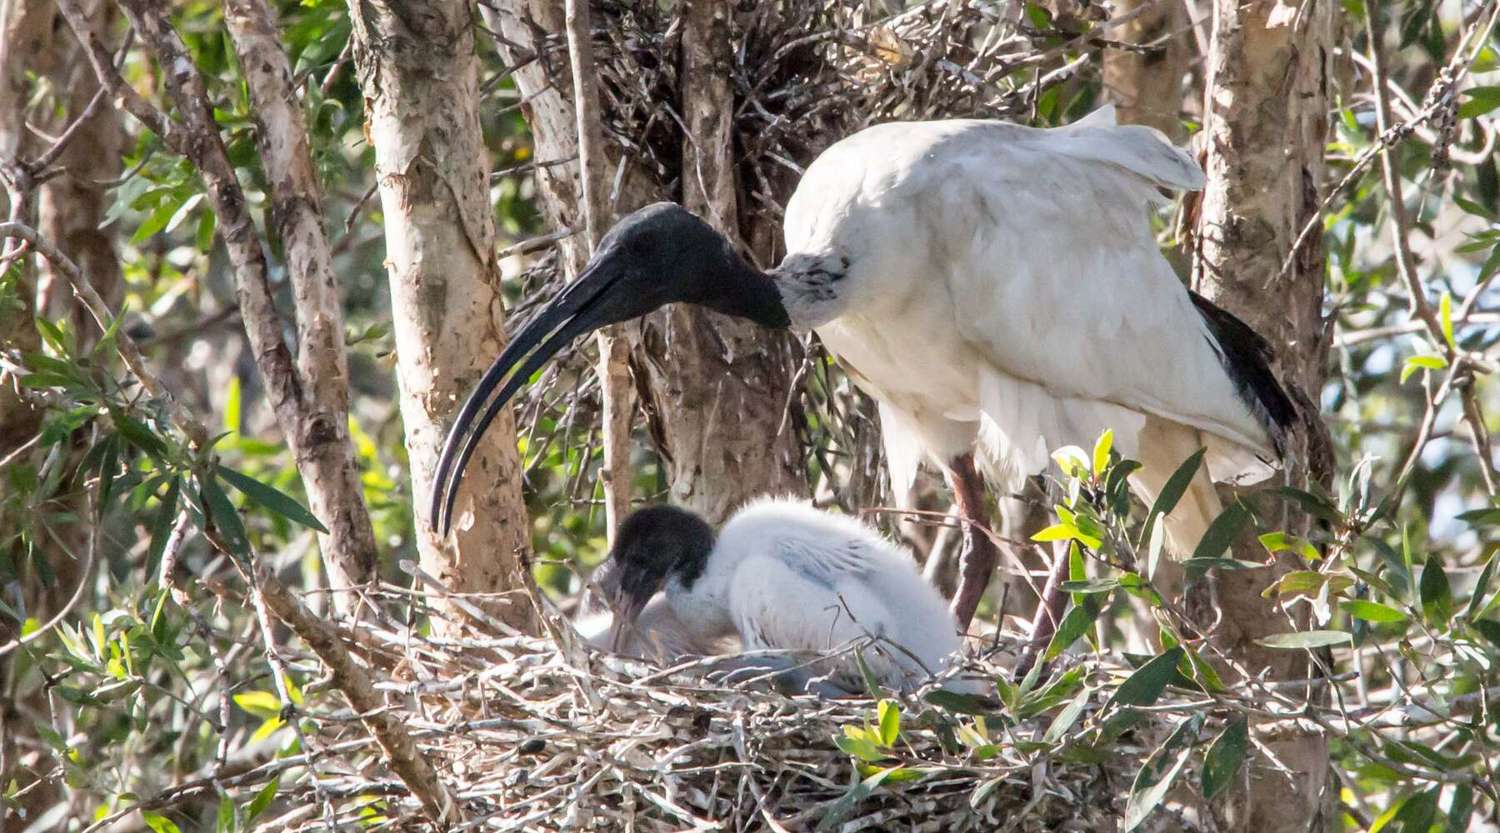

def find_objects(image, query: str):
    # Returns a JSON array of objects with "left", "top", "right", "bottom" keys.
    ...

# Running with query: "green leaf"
[
  {"left": 1148, "top": 448, "right": 1206, "bottom": 519},
  {"left": 1419, "top": 557, "right": 1453, "bottom": 626},
  {"left": 142, "top": 811, "right": 182, "bottom": 833},
  {"left": 246, "top": 776, "right": 281, "bottom": 821},
  {"left": 1390, "top": 787, "right": 1439, "bottom": 833},
  {"left": 1042, "top": 690, "right": 1089, "bottom": 745},
  {"left": 224, "top": 375, "right": 242, "bottom": 435},
  {"left": 816, "top": 767, "right": 897, "bottom": 833},
  {"left": 233, "top": 689, "right": 282, "bottom": 719},
  {"left": 215, "top": 465, "right": 328, "bottom": 533},
  {"left": 216, "top": 795, "right": 236, "bottom": 833},
  {"left": 1341, "top": 599, "right": 1408, "bottom": 624},
  {"left": 1108, "top": 646, "right": 1183, "bottom": 710},
  {"left": 1439, "top": 291, "right": 1455, "bottom": 348},
  {"left": 131, "top": 193, "right": 186, "bottom": 244},
  {"left": 1268, "top": 487, "right": 1343, "bottom": 524},
  {"left": 1124, "top": 713, "right": 1203, "bottom": 831},
  {"left": 1190, "top": 503, "right": 1251, "bottom": 562},
  {"left": 201, "top": 475, "right": 250, "bottom": 560},
  {"left": 1092, "top": 429, "right": 1113, "bottom": 476},
  {"left": 1466, "top": 553, "right": 1496, "bottom": 621},
  {"left": 1044, "top": 598, "right": 1102, "bottom": 662},
  {"left": 876, "top": 699, "right": 900, "bottom": 747},
  {"left": 1400, "top": 354, "right": 1447, "bottom": 384},
  {"left": 1456, "top": 507, "right": 1500, "bottom": 526},
  {"left": 1201, "top": 716, "right": 1248, "bottom": 800},
  {"left": 1459, "top": 85, "right": 1500, "bottom": 118},
  {"left": 1446, "top": 785, "right": 1474, "bottom": 833},
  {"left": 1255, "top": 630, "right": 1351, "bottom": 650},
  {"left": 1471, "top": 618, "right": 1500, "bottom": 650}
]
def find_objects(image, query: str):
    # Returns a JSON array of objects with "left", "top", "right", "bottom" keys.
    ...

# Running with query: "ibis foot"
[{"left": 946, "top": 453, "right": 1000, "bottom": 631}]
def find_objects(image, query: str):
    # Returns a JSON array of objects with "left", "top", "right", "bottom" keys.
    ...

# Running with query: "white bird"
[
  {"left": 432, "top": 105, "right": 1296, "bottom": 636},
  {"left": 592, "top": 498, "right": 980, "bottom": 695}
]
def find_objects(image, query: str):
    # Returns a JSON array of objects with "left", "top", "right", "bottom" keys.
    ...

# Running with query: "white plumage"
[
  {"left": 599, "top": 499, "right": 980, "bottom": 695},
  {"left": 780, "top": 106, "right": 1289, "bottom": 553},
  {"left": 433, "top": 104, "right": 1295, "bottom": 636},
  {"left": 574, "top": 593, "right": 739, "bottom": 662}
]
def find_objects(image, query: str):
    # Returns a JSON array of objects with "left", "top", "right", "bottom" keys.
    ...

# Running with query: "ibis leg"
[
  {"left": 946, "top": 454, "right": 1000, "bottom": 631},
  {"left": 1013, "top": 539, "right": 1072, "bottom": 677}
]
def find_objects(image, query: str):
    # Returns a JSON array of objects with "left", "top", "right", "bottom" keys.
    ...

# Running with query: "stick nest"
[{"left": 253, "top": 606, "right": 1177, "bottom": 833}]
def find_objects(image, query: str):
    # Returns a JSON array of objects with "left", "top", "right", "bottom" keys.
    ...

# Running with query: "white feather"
[
  {"left": 670, "top": 498, "right": 980, "bottom": 693},
  {"left": 785, "top": 108, "right": 1280, "bottom": 551}
]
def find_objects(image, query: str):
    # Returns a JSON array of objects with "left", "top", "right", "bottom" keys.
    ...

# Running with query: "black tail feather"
[{"left": 1188, "top": 291, "right": 1298, "bottom": 457}]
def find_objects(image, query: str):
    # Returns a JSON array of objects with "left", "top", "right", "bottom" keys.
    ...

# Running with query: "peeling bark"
[
  {"left": 221, "top": 0, "right": 379, "bottom": 615},
  {"left": 58, "top": 0, "right": 381, "bottom": 611},
  {"left": 1101, "top": 0, "right": 1191, "bottom": 137},
  {"left": 1192, "top": 1, "right": 1335, "bottom": 830},
  {"left": 347, "top": 0, "right": 534, "bottom": 631},
  {"left": 486, "top": 0, "right": 806, "bottom": 528}
]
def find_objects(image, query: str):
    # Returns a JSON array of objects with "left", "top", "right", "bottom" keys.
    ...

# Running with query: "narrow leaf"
[
  {"left": 1190, "top": 503, "right": 1251, "bottom": 562},
  {"left": 877, "top": 699, "right": 900, "bottom": 747},
  {"left": 1124, "top": 713, "right": 1203, "bottom": 831},
  {"left": 1255, "top": 630, "right": 1351, "bottom": 650},
  {"left": 1341, "top": 599, "right": 1408, "bottom": 624},
  {"left": 1201, "top": 716, "right": 1248, "bottom": 799},
  {"left": 1419, "top": 557, "right": 1453, "bottom": 626},
  {"left": 1149, "top": 448, "right": 1206, "bottom": 518},
  {"left": 215, "top": 465, "right": 329, "bottom": 533},
  {"left": 1108, "top": 646, "right": 1184, "bottom": 710}
]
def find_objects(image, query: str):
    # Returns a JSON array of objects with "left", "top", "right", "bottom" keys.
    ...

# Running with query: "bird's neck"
[{"left": 697, "top": 255, "right": 791, "bottom": 329}]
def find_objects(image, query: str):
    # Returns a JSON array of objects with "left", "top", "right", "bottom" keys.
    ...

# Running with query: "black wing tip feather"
[{"left": 1188, "top": 291, "right": 1298, "bottom": 457}]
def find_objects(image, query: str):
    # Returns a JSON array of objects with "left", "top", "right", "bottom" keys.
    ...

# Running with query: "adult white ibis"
[
  {"left": 433, "top": 105, "right": 1296, "bottom": 636},
  {"left": 593, "top": 499, "right": 979, "bottom": 694}
]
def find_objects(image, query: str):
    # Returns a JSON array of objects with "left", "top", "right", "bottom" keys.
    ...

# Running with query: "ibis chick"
[{"left": 599, "top": 499, "right": 981, "bottom": 695}]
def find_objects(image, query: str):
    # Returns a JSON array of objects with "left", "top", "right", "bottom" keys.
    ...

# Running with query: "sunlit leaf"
[
  {"left": 1124, "top": 713, "right": 1202, "bottom": 831},
  {"left": 1255, "top": 630, "right": 1351, "bottom": 650},
  {"left": 1341, "top": 599, "right": 1408, "bottom": 624}
]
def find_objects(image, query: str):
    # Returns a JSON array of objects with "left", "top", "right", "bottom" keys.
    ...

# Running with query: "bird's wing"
[
  {"left": 725, "top": 538, "right": 888, "bottom": 652},
  {"left": 793, "top": 114, "right": 1293, "bottom": 485}
]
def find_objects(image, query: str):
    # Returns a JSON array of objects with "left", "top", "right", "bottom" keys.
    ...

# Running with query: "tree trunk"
[
  {"left": 1192, "top": 1, "right": 1335, "bottom": 831},
  {"left": 347, "top": 0, "right": 535, "bottom": 631},
  {"left": 485, "top": 0, "right": 806, "bottom": 528},
  {"left": 1100, "top": 0, "right": 1191, "bottom": 137}
]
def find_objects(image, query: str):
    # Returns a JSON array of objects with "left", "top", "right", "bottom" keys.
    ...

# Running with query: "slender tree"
[
  {"left": 347, "top": 0, "right": 535, "bottom": 630},
  {"left": 1192, "top": 0, "right": 1336, "bottom": 829}
]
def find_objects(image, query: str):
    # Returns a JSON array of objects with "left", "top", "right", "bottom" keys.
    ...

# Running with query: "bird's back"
[
  {"left": 782, "top": 108, "right": 1288, "bottom": 495},
  {"left": 710, "top": 499, "right": 968, "bottom": 691}
]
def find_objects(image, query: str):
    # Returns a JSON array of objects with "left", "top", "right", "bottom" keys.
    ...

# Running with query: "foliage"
[{"left": 0, "top": 0, "right": 1498, "bottom": 830}]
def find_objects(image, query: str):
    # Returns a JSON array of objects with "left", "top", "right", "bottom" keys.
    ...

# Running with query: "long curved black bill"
[{"left": 430, "top": 264, "right": 625, "bottom": 535}]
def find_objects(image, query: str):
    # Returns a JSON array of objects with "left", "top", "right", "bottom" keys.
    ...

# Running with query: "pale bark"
[
  {"left": 563, "top": 0, "right": 632, "bottom": 540},
  {"left": 221, "top": 0, "right": 378, "bottom": 614},
  {"left": 0, "top": 0, "right": 46, "bottom": 449},
  {"left": 1101, "top": 0, "right": 1191, "bottom": 137},
  {"left": 486, "top": 0, "right": 806, "bottom": 528},
  {"left": 347, "top": 0, "right": 534, "bottom": 631},
  {"left": 634, "top": 0, "right": 805, "bottom": 524},
  {"left": 58, "top": 0, "right": 381, "bottom": 610},
  {"left": 1192, "top": 1, "right": 1335, "bottom": 830}
]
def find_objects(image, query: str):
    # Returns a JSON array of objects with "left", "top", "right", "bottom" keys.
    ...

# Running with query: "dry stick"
[
  {"left": 565, "top": 0, "right": 632, "bottom": 541},
  {"left": 253, "top": 562, "right": 466, "bottom": 827},
  {"left": 1364, "top": 3, "right": 1500, "bottom": 496}
]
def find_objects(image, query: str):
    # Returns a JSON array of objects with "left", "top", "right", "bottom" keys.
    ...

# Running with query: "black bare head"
[
  {"left": 594, "top": 505, "right": 715, "bottom": 651},
  {"left": 429, "top": 203, "right": 789, "bottom": 535}
]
